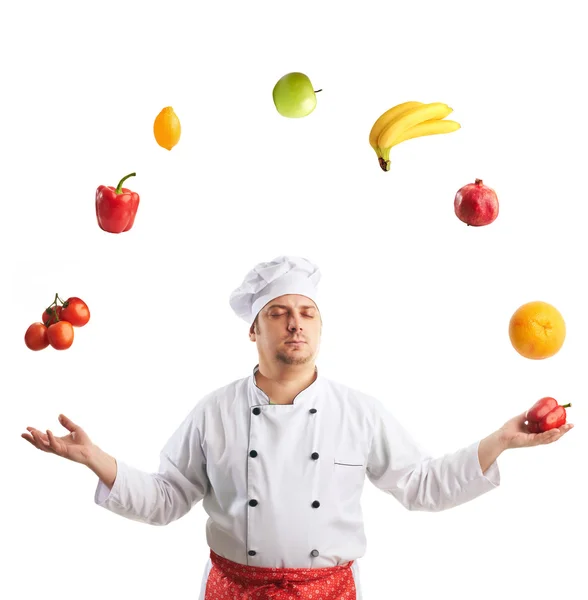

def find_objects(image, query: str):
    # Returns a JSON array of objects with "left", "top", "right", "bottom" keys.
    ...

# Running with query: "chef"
[{"left": 22, "top": 255, "right": 574, "bottom": 600}]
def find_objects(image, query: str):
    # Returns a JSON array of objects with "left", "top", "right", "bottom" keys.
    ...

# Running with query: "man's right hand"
[{"left": 22, "top": 414, "right": 95, "bottom": 466}]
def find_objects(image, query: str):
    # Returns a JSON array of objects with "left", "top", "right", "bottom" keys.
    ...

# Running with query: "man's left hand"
[{"left": 497, "top": 411, "right": 574, "bottom": 450}]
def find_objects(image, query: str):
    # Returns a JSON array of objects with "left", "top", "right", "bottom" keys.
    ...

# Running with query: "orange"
[
  {"left": 153, "top": 106, "right": 181, "bottom": 150},
  {"left": 508, "top": 301, "right": 566, "bottom": 359}
]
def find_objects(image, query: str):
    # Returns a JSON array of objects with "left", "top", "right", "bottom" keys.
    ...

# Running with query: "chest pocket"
[
  {"left": 334, "top": 456, "right": 365, "bottom": 467},
  {"left": 333, "top": 453, "right": 366, "bottom": 491}
]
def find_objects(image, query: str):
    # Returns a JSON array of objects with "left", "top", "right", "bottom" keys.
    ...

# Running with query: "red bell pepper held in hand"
[
  {"left": 525, "top": 396, "right": 571, "bottom": 433},
  {"left": 96, "top": 172, "right": 140, "bottom": 233}
]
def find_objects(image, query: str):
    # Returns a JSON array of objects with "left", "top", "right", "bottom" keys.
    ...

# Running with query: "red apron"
[{"left": 205, "top": 549, "right": 357, "bottom": 599}]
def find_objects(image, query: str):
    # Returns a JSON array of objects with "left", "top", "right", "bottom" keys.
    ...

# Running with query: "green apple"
[{"left": 272, "top": 72, "right": 321, "bottom": 118}]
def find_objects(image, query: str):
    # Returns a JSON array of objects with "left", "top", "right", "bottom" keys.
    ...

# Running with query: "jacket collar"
[{"left": 249, "top": 363, "right": 321, "bottom": 406}]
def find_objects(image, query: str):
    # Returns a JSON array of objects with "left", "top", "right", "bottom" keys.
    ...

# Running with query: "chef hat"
[{"left": 229, "top": 255, "right": 322, "bottom": 326}]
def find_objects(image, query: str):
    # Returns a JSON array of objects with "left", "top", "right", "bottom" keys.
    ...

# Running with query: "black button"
[
  {"left": 311, "top": 549, "right": 319, "bottom": 557},
  {"left": 249, "top": 450, "right": 258, "bottom": 458},
  {"left": 309, "top": 408, "right": 317, "bottom": 414},
  {"left": 311, "top": 452, "right": 319, "bottom": 460},
  {"left": 312, "top": 500, "right": 320, "bottom": 508},
  {"left": 249, "top": 499, "right": 258, "bottom": 507},
  {"left": 253, "top": 407, "right": 261, "bottom": 415},
  {"left": 248, "top": 550, "right": 256, "bottom": 556}
]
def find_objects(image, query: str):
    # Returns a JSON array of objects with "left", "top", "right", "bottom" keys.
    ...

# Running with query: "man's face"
[{"left": 249, "top": 294, "right": 322, "bottom": 366}]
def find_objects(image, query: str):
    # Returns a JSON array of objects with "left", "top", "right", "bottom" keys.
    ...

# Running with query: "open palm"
[
  {"left": 498, "top": 411, "right": 574, "bottom": 449},
  {"left": 21, "top": 414, "right": 95, "bottom": 465}
]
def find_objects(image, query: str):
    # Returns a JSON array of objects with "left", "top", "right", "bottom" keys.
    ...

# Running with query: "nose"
[{"left": 287, "top": 314, "right": 303, "bottom": 331}]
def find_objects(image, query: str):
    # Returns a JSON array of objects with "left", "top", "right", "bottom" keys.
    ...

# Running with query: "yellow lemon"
[
  {"left": 508, "top": 301, "right": 566, "bottom": 359},
  {"left": 153, "top": 106, "right": 181, "bottom": 150}
]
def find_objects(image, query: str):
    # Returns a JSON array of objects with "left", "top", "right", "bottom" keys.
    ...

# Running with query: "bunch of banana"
[{"left": 369, "top": 101, "right": 461, "bottom": 172}]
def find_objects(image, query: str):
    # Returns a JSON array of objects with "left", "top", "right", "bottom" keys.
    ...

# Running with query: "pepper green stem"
[
  {"left": 115, "top": 172, "right": 136, "bottom": 194},
  {"left": 562, "top": 403, "right": 572, "bottom": 408}
]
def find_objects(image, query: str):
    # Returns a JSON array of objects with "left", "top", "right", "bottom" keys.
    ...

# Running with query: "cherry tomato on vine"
[
  {"left": 47, "top": 321, "right": 74, "bottom": 350},
  {"left": 61, "top": 297, "right": 90, "bottom": 327},
  {"left": 42, "top": 305, "right": 63, "bottom": 326},
  {"left": 25, "top": 323, "right": 50, "bottom": 351}
]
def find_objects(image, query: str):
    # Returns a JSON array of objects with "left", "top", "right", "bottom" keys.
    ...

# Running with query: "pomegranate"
[{"left": 454, "top": 179, "right": 499, "bottom": 226}]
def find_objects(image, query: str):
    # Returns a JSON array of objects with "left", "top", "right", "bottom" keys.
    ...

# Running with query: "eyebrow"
[{"left": 266, "top": 304, "right": 317, "bottom": 311}]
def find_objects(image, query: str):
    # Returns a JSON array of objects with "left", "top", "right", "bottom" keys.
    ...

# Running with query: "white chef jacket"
[{"left": 95, "top": 364, "right": 501, "bottom": 599}]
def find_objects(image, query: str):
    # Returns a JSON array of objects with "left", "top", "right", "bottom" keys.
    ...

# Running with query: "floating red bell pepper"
[
  {"left": 526, "top": 396, "right": 571, "bottom": 433},
  {"left": 96, "top": 172, "right": 140, "bottom": 233}
]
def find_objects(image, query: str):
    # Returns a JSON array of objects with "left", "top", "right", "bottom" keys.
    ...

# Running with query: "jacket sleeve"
[
  {"left": 93, "top": 405, "right": 209, "bottom": 525},
  {"left": 366, "top": 398, "right": 500, "bottom": 511}
]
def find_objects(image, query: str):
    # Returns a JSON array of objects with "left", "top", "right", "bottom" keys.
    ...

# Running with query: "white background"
[{"left": 2, "top": 0, "right": 586, "bottom": 598}]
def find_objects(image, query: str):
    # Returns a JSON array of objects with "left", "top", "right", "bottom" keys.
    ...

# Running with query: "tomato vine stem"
[{"left": 44, "top": 293, "right": 65, "bottom": 325}]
